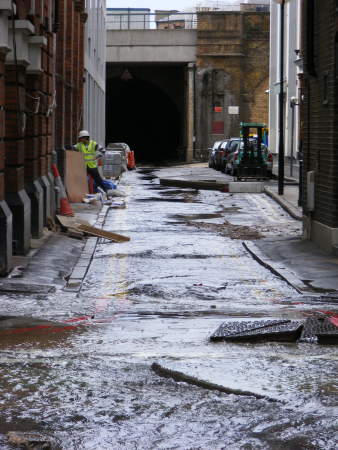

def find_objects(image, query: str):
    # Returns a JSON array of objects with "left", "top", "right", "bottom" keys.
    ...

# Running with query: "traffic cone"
[
  {"left": 52, "top": 163, "right": 74, "bottom": 216},
  {"left": 127, "top": 150, "right": 136, "bottom": 170}
]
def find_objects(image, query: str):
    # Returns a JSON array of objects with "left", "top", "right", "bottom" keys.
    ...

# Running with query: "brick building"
[
  {"left": 0, "top": 0, "right": 87, "bottom": 275},
  {"left": 301, "top": 0, "right": 338, "bottom": 252},
  {"left": 194, "top": 9, "right": 270, "bottom": 158}
]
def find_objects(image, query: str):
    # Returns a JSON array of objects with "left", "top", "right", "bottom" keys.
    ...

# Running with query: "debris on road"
[
  {"left": 187, "top": 220, "right": 263, "bottom": 240},
  {"left": 151, "top": 362, "right": 278, "bottom": 402},
  {"left": 7, "top": 431, "right": 54, "bottom": 449}
]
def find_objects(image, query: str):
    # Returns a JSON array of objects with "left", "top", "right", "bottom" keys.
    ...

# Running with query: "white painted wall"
[
  {"left": 84, "top": 0, "right": 106, "bottom": 148},
  {"left": 269, "top": 0, "right": 302, "bottom": 165}
]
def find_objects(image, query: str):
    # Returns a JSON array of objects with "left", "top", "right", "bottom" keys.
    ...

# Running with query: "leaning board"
[{"left": 65, "top": 150, "right": 88, "bottom": 202}]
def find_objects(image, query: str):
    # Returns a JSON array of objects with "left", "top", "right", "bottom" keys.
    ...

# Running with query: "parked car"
[
  {"left": 214, "top": 140, "right": 228, "bottom": 170},
  {"left": 219, "top": 138, "right": 240, "bottom": 173},
  {"left": 208, "top": 140, "right": 223, "bottom": 168},
  {"left": 225, "top": 139, "right": 273, "bottom": 177}
]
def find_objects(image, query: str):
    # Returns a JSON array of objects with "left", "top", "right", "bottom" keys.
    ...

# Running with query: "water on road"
[{"left": 0, "top": 167, "right": 337, "bottom": 449}]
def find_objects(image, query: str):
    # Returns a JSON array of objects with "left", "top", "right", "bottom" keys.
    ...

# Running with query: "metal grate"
[
  {"left": 300, "top": 317, "right": 338, "bottom": 344},
  {"left": 210, "top": 319, "right": 304, "bottom": 343}
]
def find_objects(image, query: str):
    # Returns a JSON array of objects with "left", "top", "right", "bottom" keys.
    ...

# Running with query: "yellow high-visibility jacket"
[{"left": 75, "top": 140, "right": 97, "bottom": 169}]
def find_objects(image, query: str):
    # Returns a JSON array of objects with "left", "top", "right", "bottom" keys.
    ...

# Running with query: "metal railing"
[
  {"left": 106, "top": 13, "right": 198, "bottom": 31},
  {"left": 106, "top": 4, "right": 270, "bottom": 31}
]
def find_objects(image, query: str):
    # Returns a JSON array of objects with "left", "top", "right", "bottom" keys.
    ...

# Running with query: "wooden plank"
[
  {"left": 56, "top": 215, "right": 90, "bottom": 228},
  {"left": 76, "top": 224, "right": 130, "bottom": 242},
  {"left": 65, "top": 151, "right": 88, "bottom": 202}
]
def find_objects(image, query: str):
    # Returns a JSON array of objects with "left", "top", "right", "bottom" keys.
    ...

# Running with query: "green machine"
[{"left": 236, "top": 122, "right": 268, "bottom": 180}]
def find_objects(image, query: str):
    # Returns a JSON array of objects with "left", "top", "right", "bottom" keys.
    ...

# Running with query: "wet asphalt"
[{"left": 0, "top": 167, "right": 337, "bottom": 449}]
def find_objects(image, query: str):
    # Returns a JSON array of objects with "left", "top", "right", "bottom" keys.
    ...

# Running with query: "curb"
[
  {"left": 264, "top": 186, "right": 303, "bottom": 221},
  {"left": 242, "top": 241, "right": 308, "bottom": 294},
  {"left": 64, "top": 204, "right": 110, "bottom": 292}
]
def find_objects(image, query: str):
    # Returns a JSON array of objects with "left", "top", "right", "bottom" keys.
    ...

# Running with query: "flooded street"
[{"left": 0, "top": 167, "right": 337, "bottom": 449}]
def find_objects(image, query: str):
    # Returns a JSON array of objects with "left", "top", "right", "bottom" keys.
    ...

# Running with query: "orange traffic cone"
[
  {"left": 52, "top": 163, "right": 74, "bottom": 216},
  {"left": 127, "top": 150, "right": 136, "bottom": 170}
]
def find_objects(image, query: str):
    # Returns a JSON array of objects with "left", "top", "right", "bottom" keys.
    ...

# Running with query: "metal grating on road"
[
  {"left": 211, "top": 317, "right": 338, "bottom": 344},
  {"left": 300, "top": 317, "right": 338, "bottom": 344},
  {"left": 210, "top": 319, "right": 304, "bottom": 343}
]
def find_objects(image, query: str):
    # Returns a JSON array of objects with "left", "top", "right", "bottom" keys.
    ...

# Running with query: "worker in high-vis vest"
[{"left": 75, "top": 130, "right": 108, "bottom": 192}]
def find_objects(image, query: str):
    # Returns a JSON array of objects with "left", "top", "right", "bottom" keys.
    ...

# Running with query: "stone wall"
[{"left": 195, "top": 11, "right": 269, "bottom": 159}]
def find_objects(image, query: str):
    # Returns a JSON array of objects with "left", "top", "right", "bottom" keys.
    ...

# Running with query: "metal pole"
[
  {"left": 278, "top": 0, "right": 285, "bottom": 195},
  {"left": 290, "top": 101, "right": 295, "bottom": 177}
]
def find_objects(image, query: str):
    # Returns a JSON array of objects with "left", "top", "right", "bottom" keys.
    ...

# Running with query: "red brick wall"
[
  {"left": 55, "top": 0, "right": 85, "bottom": 150},
  {"left": 2, "top": 0, "right": 85, "bottom": 194},
  {"left": 4, "top": 64, "right": 26, "bottom": 193}
]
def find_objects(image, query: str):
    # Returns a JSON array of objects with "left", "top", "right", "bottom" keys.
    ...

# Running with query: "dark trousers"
[{"left": 87, "top": 167, "right": 107, "bottom": 192}]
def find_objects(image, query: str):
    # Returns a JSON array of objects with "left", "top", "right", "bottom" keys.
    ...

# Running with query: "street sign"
[{"left": 228, "top": 106, "right": 239, "bottom": 115}]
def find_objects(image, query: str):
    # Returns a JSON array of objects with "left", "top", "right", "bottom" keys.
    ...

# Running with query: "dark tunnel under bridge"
[{"left": 106, "top": 64, "right": 188, "bottom": 163}]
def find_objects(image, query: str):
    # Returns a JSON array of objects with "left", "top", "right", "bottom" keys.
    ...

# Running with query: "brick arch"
[{"left": 249, "top": 75, "right": 269, "bottom": 124}]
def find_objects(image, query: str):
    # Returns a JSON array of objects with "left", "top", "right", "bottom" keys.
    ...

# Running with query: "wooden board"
[
  {"left": 76, "top": 224, "right": 130, "bottom": 242},
  {"left": 65, "top": 151, "right": 88, "bottom": 202},
  {"left": 56, "top": 215, "right": 90, "bottom": 228},
  {"left": 56, "top": 216, "right": 130, "bottom": 243}
]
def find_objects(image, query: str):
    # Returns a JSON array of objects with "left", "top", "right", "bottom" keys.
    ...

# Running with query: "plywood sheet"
[{"left": 65, "top": 151, "right": 88, "bottom": 202}]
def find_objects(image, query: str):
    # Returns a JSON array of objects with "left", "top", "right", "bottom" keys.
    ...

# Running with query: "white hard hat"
[{"left": 78, "top": 130, "right": 90, "bottom": 138}]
